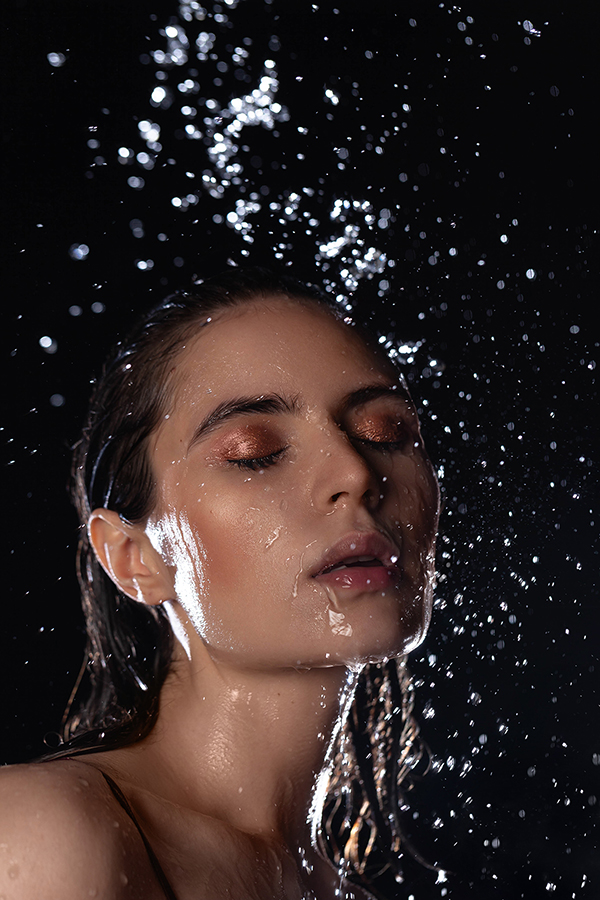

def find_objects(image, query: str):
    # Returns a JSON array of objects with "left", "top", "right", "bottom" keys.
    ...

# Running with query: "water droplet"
[
  {"left": 47, "top": 52, "right": 66, "bottom": 67},
  {"left": 39, "top": 335, "right": 57, "bottom": 354},
  {"left": 68, "top": 243, "right": 89, "bottom": 261}
]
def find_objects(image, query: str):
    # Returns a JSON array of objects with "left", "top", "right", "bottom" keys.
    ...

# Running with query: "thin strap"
[{"left": 101, "top": 771, "right": 179, "bottom": 900}]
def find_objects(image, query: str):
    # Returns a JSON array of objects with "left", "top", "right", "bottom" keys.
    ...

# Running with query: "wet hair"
[{"left": 59, "top": 265, "right": 430, "bottom": 889}]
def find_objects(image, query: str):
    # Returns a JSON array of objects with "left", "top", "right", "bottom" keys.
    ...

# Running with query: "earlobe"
[{"left": 88, "top": 509, "right": 174, "bottom": 606}]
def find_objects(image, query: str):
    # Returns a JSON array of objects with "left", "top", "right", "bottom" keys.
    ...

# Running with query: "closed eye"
[
  {"left": 354, "top": 435, "right": 415, "bottom": 453},
  {"left": 227, "top": 447, "right": 288, "bottom": 471},
  {"left": 347, "top": 405, "right": 417, "bottom": 453}
]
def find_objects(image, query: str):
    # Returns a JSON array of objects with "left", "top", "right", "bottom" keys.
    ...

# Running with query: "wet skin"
[
  {"left": 0, "top": 297, "right": 441, "bottom": 900},
  {"left": 146, "top": 296, "right": 440, "bottom": 671}
]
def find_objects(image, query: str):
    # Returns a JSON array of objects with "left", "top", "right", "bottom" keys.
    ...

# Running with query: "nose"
[{"left": 311, "top": 429, "right": 381, "bottom": 513}]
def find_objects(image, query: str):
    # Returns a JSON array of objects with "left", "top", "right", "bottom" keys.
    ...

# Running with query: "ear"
[{"left": 88, "top": 509, "right": 174, "bottom": 606}]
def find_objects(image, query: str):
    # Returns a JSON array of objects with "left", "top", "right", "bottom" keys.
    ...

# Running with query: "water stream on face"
[
  {"left": 264, "top": 525, "right": 282, "bottom": 550},
  {"left": 327, "top": 609, "right": 352, "bottom": 638},
  {"left": 5, "top": 2, "right": 598, "bottom": 897},
  {"left": 292, "top": 552, "right": 305, "bottom": 600}
]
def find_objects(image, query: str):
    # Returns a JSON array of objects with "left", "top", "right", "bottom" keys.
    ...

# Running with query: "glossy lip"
[{"left": 311, "top": 531, "right": 401, "bottom": 592}]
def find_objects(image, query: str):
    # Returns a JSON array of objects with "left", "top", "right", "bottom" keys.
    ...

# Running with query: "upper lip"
[{"left": 311, "top": 531, "right": 401, "bottom": 577}]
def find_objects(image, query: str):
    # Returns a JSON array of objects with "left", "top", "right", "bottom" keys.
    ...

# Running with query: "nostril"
[
  {"left": 363, "top": 486, "right": 379, "bottom": 507},
  {"left": 331, "top": 491, "right": 343, "bottom": 503}
]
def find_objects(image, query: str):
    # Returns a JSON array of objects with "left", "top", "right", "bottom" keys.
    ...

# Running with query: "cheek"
[
  {"left": 389, "top": 455, "right": 439, "bottom": 534},
  {"left": 189, "top": 490, "right": 333, "bottom": 655},
  {"left": 199, "top": 482, "right": 295, "bottom": 586}
]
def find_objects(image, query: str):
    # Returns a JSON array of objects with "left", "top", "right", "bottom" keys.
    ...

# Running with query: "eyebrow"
[
  {"left": 186, "top": 383, "right": 409, "bottom": 452},
  {"left": 339, "top": 384, "right": 411, "bottom": 414},
  {"left": 187, "top": 393, "right": 301, "bottom": 451}
]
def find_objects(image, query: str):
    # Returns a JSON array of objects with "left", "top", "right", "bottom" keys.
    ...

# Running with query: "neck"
[{"left": 130, "top": 629, "right": 360, "bottom": 850}]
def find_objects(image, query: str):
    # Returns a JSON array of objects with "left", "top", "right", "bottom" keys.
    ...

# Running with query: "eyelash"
[
  {"left": 353, "top": 438, "right": 406, "bottom": 450},
  {"left": 227, "top": 447, "right": 288, "bottom": 471},
  {"left": 356, "top": 438, "right": 410, "bottom": 451}
]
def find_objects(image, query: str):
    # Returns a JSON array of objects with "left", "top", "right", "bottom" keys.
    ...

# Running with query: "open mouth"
[
  {"left": 312, "top": 533, "right": 401, "bottom": 592},
  {"left": 321, "top": 555, "right": 386, "bottom": 574}
]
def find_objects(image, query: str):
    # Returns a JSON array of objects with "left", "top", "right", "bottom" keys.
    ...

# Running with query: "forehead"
[{"left": 171, "top": 297, "right": 397, "bottom": 403}]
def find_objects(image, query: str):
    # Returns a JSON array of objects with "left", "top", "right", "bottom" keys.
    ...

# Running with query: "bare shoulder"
[{"left": 0, "top": 759, "right": 161, "bottom": 899}]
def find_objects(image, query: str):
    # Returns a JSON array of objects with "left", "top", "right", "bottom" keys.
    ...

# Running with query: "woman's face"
[{"left": 146, "top": 297, "right": 440, "bottom": 669}]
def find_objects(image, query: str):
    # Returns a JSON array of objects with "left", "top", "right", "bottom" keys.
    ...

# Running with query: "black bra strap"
[{"left": 101, "top": 771, "right": 178, "bottom": 900}]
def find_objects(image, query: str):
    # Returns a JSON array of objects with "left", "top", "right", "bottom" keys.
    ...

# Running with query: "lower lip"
[{"left": 314, "top": 565, "right": 400, "bottom": 592}]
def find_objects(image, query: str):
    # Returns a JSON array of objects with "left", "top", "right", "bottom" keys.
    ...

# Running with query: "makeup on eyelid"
[
  {"left": 214, "top": 425, "right": 283, "bottom": 463},
  {"left": 205, "top": 405, "right": 416, "bottom": 469},
  {"left": 352, "top": 417, "right": 412, "bottom": 446}
]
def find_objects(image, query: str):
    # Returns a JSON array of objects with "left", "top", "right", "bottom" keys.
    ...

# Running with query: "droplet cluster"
[{"left": 4, "top": 2, "right": 598, "bottom": 897}]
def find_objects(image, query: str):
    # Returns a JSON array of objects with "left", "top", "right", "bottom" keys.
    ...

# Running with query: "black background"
[{"left": 2, "top": 1, "right": 598, "bottom": 897}]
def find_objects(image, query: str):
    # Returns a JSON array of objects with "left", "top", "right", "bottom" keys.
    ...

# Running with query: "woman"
[{"left": 0, "top": 267, "right": 440, "bottom": 899}]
